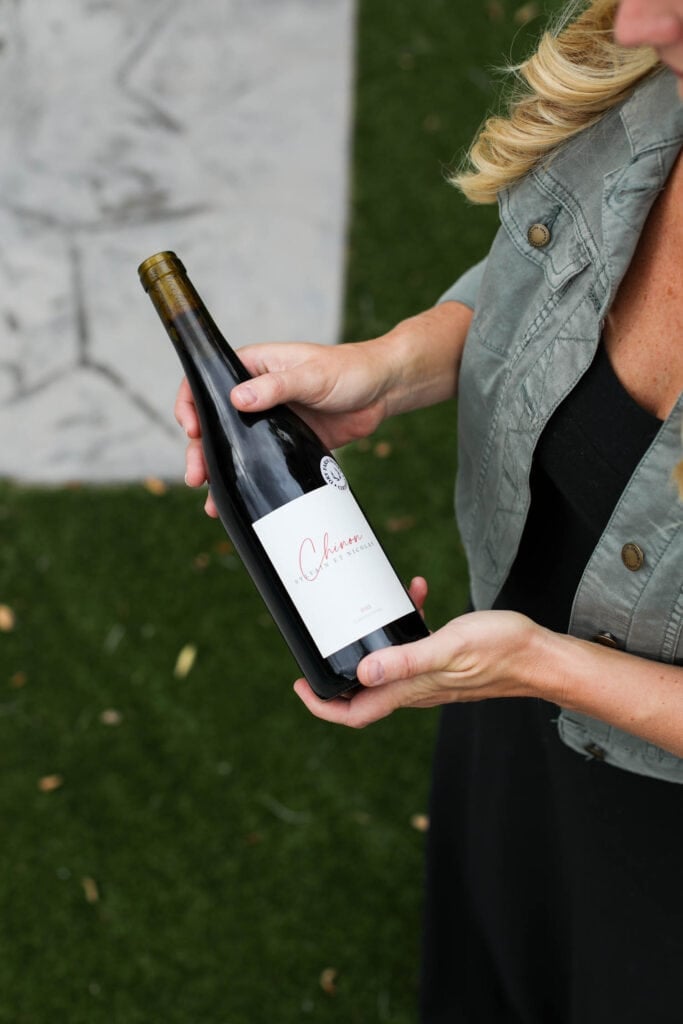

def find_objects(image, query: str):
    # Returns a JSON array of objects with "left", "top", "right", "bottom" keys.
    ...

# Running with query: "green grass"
[
  {"left": 1, "top": 485, "right": 438, "bottom": 1023},
  {"left": 0, "top": 2, "right": 562, "bottom": 1021}
]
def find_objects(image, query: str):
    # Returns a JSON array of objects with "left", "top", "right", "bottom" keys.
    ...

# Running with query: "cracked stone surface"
[{"left": 0, "top": 0, "right": 355, "bottom": 482}]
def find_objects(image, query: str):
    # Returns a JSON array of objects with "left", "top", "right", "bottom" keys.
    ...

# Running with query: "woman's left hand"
[{"left": 293, "top": 606, "right": 549, "bottom": 727}]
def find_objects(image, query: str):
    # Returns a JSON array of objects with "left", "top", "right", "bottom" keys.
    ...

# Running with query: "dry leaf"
[
  {"left": 386, "top": 516, "right": 416, "bottom": 533},
  {"left": 99, "top": 708, "right": 123, "bottom": 726},
  {"left": 193, "top": 552, "right": 210, "bottom": 570},
  {"left": 486, "top": 0, "right": 505, "bottom": 21},
  {"left": 38, "top": 774, "right": 64, "bottom": 793},
  {"left": 514, "top": 2, "right": 540, "bottom": 24},
  {"left": 0, "top": 605, "right": 16, "bottom": 632},
  {"left": 81, "top": 877, "right": 100, "bottom": 904},
  {"left": 355, "top": 438, "right": 372, "bottom": 453},
  {"left": 103, "top": 624, "right": 125, "bottom": 654},
  {"left": 320, "top": 967, "right": 338, "bottom": 996},
  {"left": 410, "top": 813, "right": 430, "bottom": 833},
  {"left": 373, "top": 441, "right": 392, "bottom": 459},
  {"left": 10, "top": 671, "right": 27, "bottom": 689},
  {"left": 214, "top": 540, "right": 234, "bottom": 555},
  {"left": 144, "top": 476, "right": 168, "bottom": 495},
  {"left": 174, "top": 644, "right": 197, "bottom": 678}
]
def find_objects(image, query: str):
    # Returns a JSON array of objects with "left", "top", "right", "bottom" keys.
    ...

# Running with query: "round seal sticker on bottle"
[{"left": 320, "top": 456, "right": 348, "bottom": 490}]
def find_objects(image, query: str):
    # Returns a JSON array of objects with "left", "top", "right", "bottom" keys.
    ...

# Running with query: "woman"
[{"left": 177, "top": 1, "right": 683, "bottom": 1019}]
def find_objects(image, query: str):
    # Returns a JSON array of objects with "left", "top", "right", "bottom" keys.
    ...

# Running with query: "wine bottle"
[{"left": 138, "top": 251, "right": 429, "bottom": 700}]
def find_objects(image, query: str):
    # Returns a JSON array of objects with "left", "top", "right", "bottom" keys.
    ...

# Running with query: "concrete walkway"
[{"left": 0, "top": 0, "right": 355, "bottom": 483}]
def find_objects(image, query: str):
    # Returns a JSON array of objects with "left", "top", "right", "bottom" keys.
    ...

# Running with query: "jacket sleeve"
[{"left": 436, "top": 257, "right": 488, "bottom": 311}]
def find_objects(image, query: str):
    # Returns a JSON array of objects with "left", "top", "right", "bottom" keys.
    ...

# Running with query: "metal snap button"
[
  {"left": 592, "top": 631, "right": 619, "bottom": 649},
  {"left": 527, "top": 223, "right": 551, "bottom": 248},
  {"left": 584, "top": 742, "right": 606, "bottom": 761},
  {"left": 621, "top": 542, "right": 645, "bottom": 571}
]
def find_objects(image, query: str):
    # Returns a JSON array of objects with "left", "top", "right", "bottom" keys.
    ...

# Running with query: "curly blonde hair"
[{"left": 452, "top": 0, "right": 659, "bottom": 205}]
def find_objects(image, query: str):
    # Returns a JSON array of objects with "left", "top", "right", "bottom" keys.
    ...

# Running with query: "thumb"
[
  {"left": 231, "top": 369, "right": 310, "bottom": 413},
  {"left": 357, "top": 631, "right": 448, "bottom": 688}
]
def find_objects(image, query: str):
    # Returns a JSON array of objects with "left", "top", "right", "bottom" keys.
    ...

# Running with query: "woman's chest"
[{"left": 604, "top": 152, "right": 683, "bottom": 420}]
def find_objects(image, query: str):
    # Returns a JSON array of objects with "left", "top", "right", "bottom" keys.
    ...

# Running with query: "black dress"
[{"left": 420, "top": 345, "right": 683, "bottom": 1024}]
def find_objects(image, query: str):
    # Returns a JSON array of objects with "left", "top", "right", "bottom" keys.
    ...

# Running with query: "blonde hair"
[
  {"left": 452, "top": 0, "right": 659, "bottom": 205},
  {"left": 454, "top": 0, "right": 683, "bottom": 497}
]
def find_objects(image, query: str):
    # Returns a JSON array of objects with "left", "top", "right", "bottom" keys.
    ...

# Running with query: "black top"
[
  {"left": 420, "top": 346, "right": 680, "bottom": 1024},
  {"left": 492, "top": 341, "right": 663, "bottom": 630}
]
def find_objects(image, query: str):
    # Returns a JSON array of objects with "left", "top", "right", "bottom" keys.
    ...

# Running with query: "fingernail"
[
  {"left": 184, "top": 472, "right": 189, "bottom": 486},
  {"left": 365, "top": 660, "right": 385, "bottom": 684},
  {"left": 235, "top": 383, "right": 257, "bottom": 406}
]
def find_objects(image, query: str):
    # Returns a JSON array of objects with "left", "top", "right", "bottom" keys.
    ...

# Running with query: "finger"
[
  {"left": 184, "top": 440, "right": 219, "bottom": 517},
  {"left": 185, "top": 438, "right": 208, "bottom": 487},
  {"left": 407, "top": 576, "right": 428, "bottom": 617},
  {"left": 231, "top": 352, "right": 330, "bottom": 414},
  {"left": 175, "top": 378, "right": 201, "bottom": 438},
  {"left": 293, "top": 678, "right": 401, "bottom": 728},
  {"left": 204, "top": 491, "right": 219, "bottom": 519},
  {"left": 231, "top": 371, "right": 313, "bottom": 413},
  {"left": 357, "top": 629, "right": 461, "bottom": 690}
]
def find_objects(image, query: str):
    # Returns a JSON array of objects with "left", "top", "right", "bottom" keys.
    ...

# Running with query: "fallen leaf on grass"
[
  {"left": 385, "top": 516, "right": 416, "bottom": 533},
  {"left": 38, "top": 775, "right": 64, "bottom": 793},
  {"left": 373, "top": 441, "right": 392, "bottom": 459},
  {"left": 81, "top": 877, "right": 100, "bottom": 904},
  {"left": 320, "top": 967, "right": 338, "bottom": 996},
  {"left": 103, "top": 624, "right": 125, "bottom": 653},
  {"left": 244, "top": 832, "right": 264, "bottom": 846},
  {"left": 144, "top": 477, "right": 168, "bottom": 495},
  {"left": 174, "top": 644, "right": 197, "bottom": 678},
  {"left": 259, "top": 793, "right": 311, "bottom": 825},
  {"left": 214, "top": 540, "right": 234, "bottom": 555},
  {"left": 0, "top": 605, "right": 16, "bottom": 632},
  {"left": 514, "top": 2, "right": 540, "bottom": 24},
  {"left": 99, "top": 709, "right": 123, "bottom": 726},
  {"left": 486, "top": 0, "right": 505, "bottom": 21},
  {"left": 10, "top": 671, "right": 27, "bottom": 689},
  {"left": 410, "top": 813, "right": 430, "bottom": 833}
]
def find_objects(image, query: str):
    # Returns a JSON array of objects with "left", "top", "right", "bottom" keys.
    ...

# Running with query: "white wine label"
[{"left": 252, "top": 481, "right": 414, "bottom": 658}]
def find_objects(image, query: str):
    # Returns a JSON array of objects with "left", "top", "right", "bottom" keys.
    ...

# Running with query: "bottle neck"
[{"left": 139, "top": 251, "right": 251, "bottom": 384}]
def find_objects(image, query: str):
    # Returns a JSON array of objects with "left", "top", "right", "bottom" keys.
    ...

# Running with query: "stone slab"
[{"left": 0, "top": 0, "right": 355, "bottom": 482}]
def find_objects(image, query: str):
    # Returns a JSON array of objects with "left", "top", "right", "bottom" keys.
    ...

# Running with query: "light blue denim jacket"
[{"left": 441, "top": 70, "right": 683, "bottom": 783}]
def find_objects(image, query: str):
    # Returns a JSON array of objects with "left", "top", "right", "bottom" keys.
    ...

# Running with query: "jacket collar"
[
  {"left": 619, "top": 68, "right": 683, "bottom": 158},
  {"left": 598, "top": 69, "right": 683, "bottom": 314}
]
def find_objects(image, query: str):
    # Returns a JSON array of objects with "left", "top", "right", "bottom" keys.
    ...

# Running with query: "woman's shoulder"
[
  {"left": 618, "top": 70, "right": 683, "bottom": 155},
  {"left": 528, "top": 70, "right": 683, "bottom": 201},
  {"left": 493, "top": 71, "right": 683, "bottom": 268}
]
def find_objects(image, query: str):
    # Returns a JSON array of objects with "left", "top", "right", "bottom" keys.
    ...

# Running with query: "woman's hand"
[
  {"left": 174, "top": 302, "right": 473, "bottom": 517},
  {"left": 293, "top": 608, "right": 550, "bottom": 728},
  {"left": 294, "top": 602, "right": 683, "bottom": 760},
  {"left": 176, "top": 338, "right": 398, "bottom": 514}
]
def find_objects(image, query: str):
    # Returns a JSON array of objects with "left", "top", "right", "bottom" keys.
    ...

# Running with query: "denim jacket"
[{"left": 441, "top": 70, "right": 683, "bottom": 783}]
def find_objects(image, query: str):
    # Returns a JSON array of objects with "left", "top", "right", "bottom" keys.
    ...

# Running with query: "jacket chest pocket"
[{"left": 471, "top": 181, "right": 591, "bottom": 357}]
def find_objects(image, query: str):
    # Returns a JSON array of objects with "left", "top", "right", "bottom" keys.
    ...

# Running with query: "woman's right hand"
[
  {"left": 174, "top": 301, "right": 472, "bottom": 517},
  {"left": 175, "top": 337, "right": 398, "bottom": 517}
]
